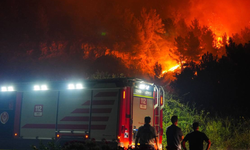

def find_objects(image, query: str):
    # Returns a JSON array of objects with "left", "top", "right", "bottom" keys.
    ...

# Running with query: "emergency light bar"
[
  {"left": 1, "top": 87, "right": 7, "bottom": 91},
  {"left": 138, "top": 84, "right": 150, "bottom": 90},
  {"left": 67, "top": 83, "right": 83, "bottom": 90},
  {"left": 76, "top": 83, "right": 83, "bottom": 89},
  {"left": 1, "top": 86, "right": 14, "bottom": 92},
  {"left": 33, "top": 85, "right": 48, "bottom": 91}
]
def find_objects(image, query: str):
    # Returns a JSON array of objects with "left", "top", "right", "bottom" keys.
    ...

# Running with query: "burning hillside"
[{"left": 0, "top": 0, "right": 250, "bottom": 81}]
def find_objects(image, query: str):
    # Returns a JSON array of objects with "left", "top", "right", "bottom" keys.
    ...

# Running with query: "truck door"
[
  {"left": 132, "top": 97, "right": 154, "bottom": 142},
  {"left": 0, "top": 92, "right": 16, "bottom": 138}
]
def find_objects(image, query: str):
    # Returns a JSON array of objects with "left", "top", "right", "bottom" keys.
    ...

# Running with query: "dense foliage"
[
  {"left": 163, "top": 96, "right": 250, "bottom": 149},
  {"left": 171, "top": 40, "right": 250, "bottom": 118}
]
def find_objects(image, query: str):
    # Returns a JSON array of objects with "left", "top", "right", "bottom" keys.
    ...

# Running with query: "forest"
[
  {"left": 1, "top": 0, "right": 250, "bottom": 149},
  {"left": 1, "top": 0, "right": 250, "bottom": 81}
]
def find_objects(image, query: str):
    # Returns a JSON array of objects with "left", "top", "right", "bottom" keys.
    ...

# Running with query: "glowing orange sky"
[
  {"left": 185, "top": 0, "right": 250, "bottom": 36},
  {"left": 77, "top": 0, "right": 250, "bottom": 75},
  {"left": 65, "top": 0, "right": 250, "bottom": 38}
]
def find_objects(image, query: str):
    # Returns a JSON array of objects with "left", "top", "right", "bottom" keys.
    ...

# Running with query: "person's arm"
[
  {"left": 179, "top": 128, "right": 184, "bottom": 140},
  {"left": 181, "top": 140, "right": 187, "bottom": 150},
  {"left": 182, "top": 134, "right": 188, "bottom": 150},
  {"left": 154, "top": 136, "right": 158, "bottom": 150},
  {"left": 203, "top": 133, "right": 211, "bottom": 150},
  {"left": 152, "top": 126, "right": 158, "bottom": 149},
  {"left": 135, "top": 127, "right": 141, "bottom": 149},
  {"left": 206, "top": 139, "right": 211, "bottom": 150},
  {"left": 135, "top": 136, "right": 139, "bottom": 149}
]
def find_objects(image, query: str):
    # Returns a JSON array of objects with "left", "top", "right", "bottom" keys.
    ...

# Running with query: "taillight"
[
  {"left": 85, "top": 134, "right": 89, "bottom": 139},
  {"left": 123, "top": 90, "right": 126, "bottom": 99},
  {"left": 160, "top": 96, "right": 163, "bottom": 106}
]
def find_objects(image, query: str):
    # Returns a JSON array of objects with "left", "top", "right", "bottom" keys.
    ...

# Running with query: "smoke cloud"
[{"left": 64, "top": 0, "right": 250, "bottom": 36}]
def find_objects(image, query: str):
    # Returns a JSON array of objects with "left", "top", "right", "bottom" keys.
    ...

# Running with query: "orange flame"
[
  {"left": 213, "top": 33, "right": 230, "bottom": 48},
  {"left": 215, "top": 36, "right": 223, "bottom": 48},
  {"left": 162, "top": 64, "right": 181, "bottom": 74},
  {"left": 168, "top": 64, "right": 180, "bottom": 72}
]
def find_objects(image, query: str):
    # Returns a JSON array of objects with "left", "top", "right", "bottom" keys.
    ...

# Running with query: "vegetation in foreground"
[{"left": 163, "top": 95, "right": 250, "bottom": 149}]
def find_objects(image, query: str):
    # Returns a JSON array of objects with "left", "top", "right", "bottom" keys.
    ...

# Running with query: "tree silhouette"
[
  {"left": 153, "top": 62, "right": 163, "bottom": 79},
  {"left": 171, "top": 40, "right": 250, "bottom": 118},
  {"left": 175, "top": 32, "right": 202, "bottom": 62}
]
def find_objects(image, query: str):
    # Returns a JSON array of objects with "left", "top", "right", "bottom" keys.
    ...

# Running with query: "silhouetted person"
[
  {"left": 135, "top": 116, "right": 158, "bottom": 150},
  {"left": 182, "top": 122, "right": 211, "bottom": 150},
  {"left": 166, "top": 115, "right": 184, "bottom": 150}
]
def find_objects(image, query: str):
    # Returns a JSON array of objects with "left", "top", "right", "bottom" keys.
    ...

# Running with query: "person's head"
[
  {"left": 145, "top": 116, "right": 151, "bottom": 124},
  {"left": 171, "top": 115, "right": 178, "bottom": 125},
  {"left": 192, "top": 122, "right": 199, "bottom": 130}
]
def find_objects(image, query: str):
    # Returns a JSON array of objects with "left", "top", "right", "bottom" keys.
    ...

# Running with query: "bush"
[
  {"left": 32, "top": 140, "right": 61, "bottom": 150},
  {"left": 163, "top": 94, "right": 250, "bottom": 149}
]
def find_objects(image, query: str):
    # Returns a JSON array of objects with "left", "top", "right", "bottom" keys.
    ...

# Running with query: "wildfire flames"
[
  {"left": 162, "top": 64, "right": 181, "bottom": 74},
  {"left": 1, "top": 0, "right": 249, "bottom": 80},
  {"left": 168, "top": 64, "right": 181, "bottom": 72},
  {"left": 215, "top": 37, "right": 223, "bottom": 48},
  {"left": 95, "top": 0, "right": 248, "bottom": 78},
  {"left": 214, "top": 35, "right": 230, "bottom": 48},
  {"left": 43, "top": 0, "right": 250, "bottom": 78}
]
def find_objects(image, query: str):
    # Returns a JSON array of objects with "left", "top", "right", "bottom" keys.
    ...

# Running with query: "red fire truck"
[{"left": 0, "top": 78, "right": 164, "bottom": 149}]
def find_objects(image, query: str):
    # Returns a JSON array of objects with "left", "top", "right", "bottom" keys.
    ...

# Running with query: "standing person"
[
  {"left": 182, "top": 122, "right": 211, "bottom": 150},
  {"left": 166, "top": 115, "right": 184, "bottom": 150},
  {"left": 135, "top": 116, "right": 158, "bottom": 150}
]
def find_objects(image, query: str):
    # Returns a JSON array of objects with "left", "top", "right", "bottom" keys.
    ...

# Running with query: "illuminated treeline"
[{"left": 1, "top": 0, "right": 250, "bottom": 81}]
